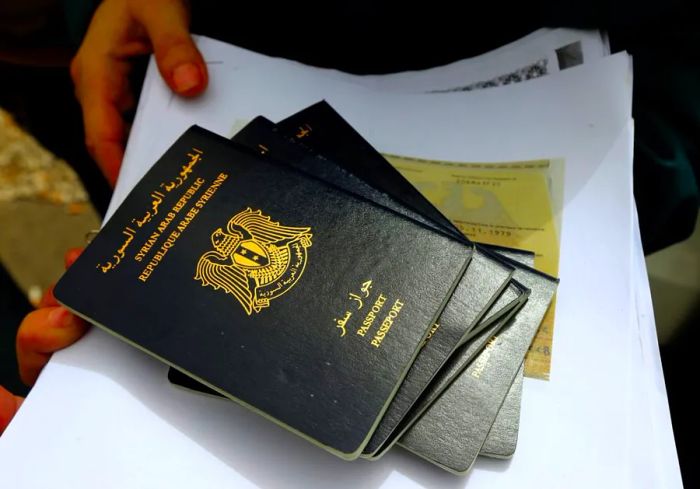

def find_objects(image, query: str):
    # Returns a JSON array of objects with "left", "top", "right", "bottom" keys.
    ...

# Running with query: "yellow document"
[{"left": 386, "top": 155, "right": 564, "bottom": 380}]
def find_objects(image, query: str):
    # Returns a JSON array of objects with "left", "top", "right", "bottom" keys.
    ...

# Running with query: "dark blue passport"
[{"left": 54, "top": 125, "right": 471, "bottom": 459}]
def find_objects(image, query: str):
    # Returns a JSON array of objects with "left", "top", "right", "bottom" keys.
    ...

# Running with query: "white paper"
[
  {"left": 626, "top": 199, "right": 684, "bottom": 489},
  {"left": 323, "top": 28, "right": 609, "bottom": 93}
]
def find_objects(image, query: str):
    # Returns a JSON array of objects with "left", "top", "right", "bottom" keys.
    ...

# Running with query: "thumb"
[
  {"left": 132, "top": 0, "right": 208, "bottom": 97},
  {"left": 16, "top": 307, "right": 88, "bottom": 385}
]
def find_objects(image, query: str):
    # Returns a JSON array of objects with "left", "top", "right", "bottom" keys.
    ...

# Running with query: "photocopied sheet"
[{"left": 386, "top": 155, "right": 562, "bottom": 379}]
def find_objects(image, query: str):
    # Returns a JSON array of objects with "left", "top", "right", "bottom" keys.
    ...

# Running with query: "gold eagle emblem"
[{"left": 194, "top": 208, "right": 312, "bottom": 315}]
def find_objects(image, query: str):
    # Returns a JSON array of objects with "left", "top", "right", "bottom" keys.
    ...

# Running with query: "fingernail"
[
  {"left": 49, "top": 308, "right": 72, "bottom": 328},
  {"left": 173, "top": 63, "right": 201, "bottom": 94}
]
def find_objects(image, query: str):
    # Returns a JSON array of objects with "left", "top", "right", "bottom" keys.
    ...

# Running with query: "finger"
[
  {"left": 71, "top": 40, "right": 132, "bottom": 188},
  {"left": 37, "top": 248, "right": 85, "bottom": 309},
  {"left": 17, "top": 308, "right": 88, "bottom": 354},
  {"left": 16, "top": 308, "right": 88, "bottom": 385},
  {"left": 79, "top": 85, "right": 126, "bottom": 187},
  {"left": 38, "top": 284, "right": 58, "bottom": 309},
  {"left": 0, "top": 386, "right": 21, "bottom": 435},
  {"left": 70, "top": 1, "right": 145, "bottom": 187},
  {"left": 131, "top": 0, "right": 208, "bottom": 97},
  {"left": 18, "top": 349, "right": 50, "bottom": 387},
  {"left": 64, "top": 247, "right": 84, "bottom": 269}
]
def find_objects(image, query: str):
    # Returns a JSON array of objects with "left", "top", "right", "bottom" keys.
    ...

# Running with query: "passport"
[
  {"left": 54, "top": 125, "right": 472, "bottom": 459},
  {"left": 276, "top": 101, "right": 465, "bottom": 242},
  {"left": 165, "top": 109, "right": 528, "bottom": 458},
  {"left": 363, "top": 248, "right": 517, "bottom": 456},
  {"left": 271, "top": 104, "right": 554, "bottom": 467},
  {"left": 229, "top": 114, "right": 526, "bottom": 455},
  {"left": 232, "top": 116, "right": 455, "bottom": 237},
  {"left": 62, "top": 101, "right": 558, "bottom": 474},
  {"left": 480, "top": 362, "right": 525, "bottom": 459},
  {"left": 479, "top": 247, "right": 535, "bottom": 459},
  {"left": 370, "top": 269, "right": 530, "bottom": 458},
  {"left": 240, "top": 109, "right": 533, "bottom": 456},
  {"left": 398, "top": 253, "right": 559, "bottom": 473}
]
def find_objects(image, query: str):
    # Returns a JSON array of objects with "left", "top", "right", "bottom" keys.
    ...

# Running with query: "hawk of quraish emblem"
[{"left": 194, "top": 208, "right": 313, "bottom": 315}]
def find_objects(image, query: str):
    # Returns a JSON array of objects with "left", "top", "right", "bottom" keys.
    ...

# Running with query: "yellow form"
[{"left": 386, "top": 155, "right": 564, "bottom": 380}]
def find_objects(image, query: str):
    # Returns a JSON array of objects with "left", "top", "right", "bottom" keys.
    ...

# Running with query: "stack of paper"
[{"left": 0, "top": 28, "right": 681, "bottom": 488}]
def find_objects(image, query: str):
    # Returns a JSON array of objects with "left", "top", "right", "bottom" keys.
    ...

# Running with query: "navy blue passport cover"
[{"left": 54, "top": 126, "right": 470, "bottom": 459}]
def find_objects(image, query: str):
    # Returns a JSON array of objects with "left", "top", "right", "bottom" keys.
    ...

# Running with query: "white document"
[
  {"left": 111, "top": 38, "right": 632, "bottom": 215},
  {"left": 626, "top": 201, "right": 683, "bottom": 489},
  {"left": 324, "top": 27, "right": 609, "bottom": 93},
  {"left": 0, "top": 36, "right": 679, "bottom": 488}
]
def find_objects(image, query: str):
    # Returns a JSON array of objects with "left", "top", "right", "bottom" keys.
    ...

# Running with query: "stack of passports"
[{"left": 55, "top": 102, "right": 559, "bottom": 475}]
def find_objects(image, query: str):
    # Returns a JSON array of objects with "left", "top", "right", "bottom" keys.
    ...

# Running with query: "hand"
[
  {"left": 0, "top": 386, "right": 23, "bottom": 436},
  {"left": 70, "top": 0, "right": 208, "bottom": 186},
  {"left": 16, "top": 248, "right": 89, "bottom": 386}
]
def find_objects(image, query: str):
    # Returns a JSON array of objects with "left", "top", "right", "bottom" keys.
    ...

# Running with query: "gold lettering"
[
  {"left": 176, "top": 207, "right": 199, "bottom": 232},
  {"left": 137, "top": 174, "right": 225, "bottom": 283},
  {"left": 295, "top": 124, "right": 312, "bottom": 138},
  {"left": 357, "top": 293, "right": 387, "bottom": 337},
  {"left": 334, "top": 311, "right": 352, "bottom": 337},
  {"left": 172, "top": 177, "right": 204, "bottom": 214},
  {"left": 134, "top": 231, "right": 161, "bottom": 262},
  {"left": 420, "top": 322, "right": 440, "bottom": 348},
  {"left": 371, "top": 299, "right": 404, "bottom": 348},
  {"left": 470, "top": 336, "right": 498, "bottom": 379},
  {"left": 195, "top": 173, "right": 228, "bottom": 208},
  {"left": 157, "top": 211, "right": 177, "bottom": 233}
]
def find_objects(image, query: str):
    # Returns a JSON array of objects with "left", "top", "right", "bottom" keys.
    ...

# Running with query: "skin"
[
  {"left": 0, "top": 388, "right": 23, "bottom": 436},
  {"left": 70, "top": 0, "right": 208, "bottom": 185},
  {"left": 3, "top": 0, "right": 210, "bottom": 436},
  {"left": 16, "top": 248, "right": 88, "bottom": 386},
  {"left": 1, "top": 248, "right": 88, "bottom": 435}
]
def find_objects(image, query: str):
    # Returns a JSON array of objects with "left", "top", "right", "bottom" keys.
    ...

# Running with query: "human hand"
[
  {"left": 16, "top": 248, "right": 89, "bottom": 386},
  {"left": 0, "top": 386, "right": 23, "bottom": 435},
  {"left": 70, "top": 0, "right": 208, "bottom": 186}
]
